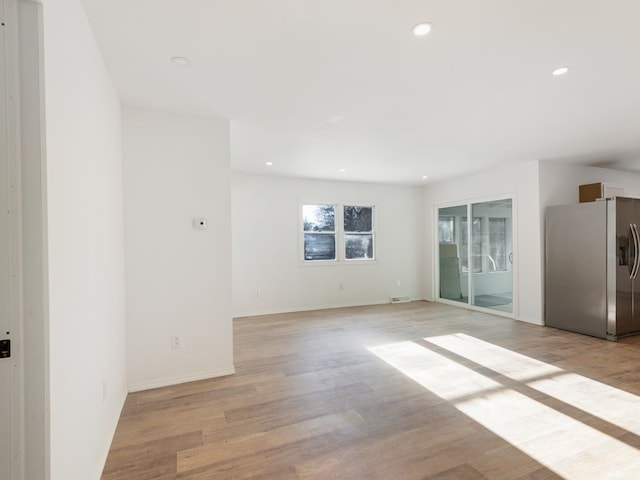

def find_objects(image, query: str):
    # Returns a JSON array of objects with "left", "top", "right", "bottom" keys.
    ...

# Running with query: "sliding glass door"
[
  {"left": 438, "top": 205, "right": 467, "bottom": 303},
  {"left": 469, "top": 199, "right": 513, "bottom": 312},
  {"left": 437, "top": 198, "right": 514, "bottom": 314}
]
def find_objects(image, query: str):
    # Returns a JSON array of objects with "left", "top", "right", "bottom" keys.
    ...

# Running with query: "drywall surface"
[
  {"left": 123, "top": 108, "right": 233, "bottom": 391},
  {"left": 43, "top": 0, "right": 127, "bottom": 478},
  {"left": 539, "top": 160, "right": 640, "bottom": 208},
  {"left": 424, "top": 160, "right": 542, "bottom": 324},
  {"left": 232, "top": 173, "right": 425, "bottom": 317}
]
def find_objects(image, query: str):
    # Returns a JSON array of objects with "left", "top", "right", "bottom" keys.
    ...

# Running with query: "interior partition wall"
[{"left": 437, "top": 197, "right": 515, "bottom": 316}]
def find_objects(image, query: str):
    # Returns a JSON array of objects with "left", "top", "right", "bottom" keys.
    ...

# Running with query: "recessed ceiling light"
[
  {"left": 412, "top": 22, "right": 432, "bottom": 36},
  {"left": 421, "top": 175, "right": 429, "bottom": 180},
  {"left": 339, "top": 168, "right": 347, "bottom": 173},
  {"left": 171, "top": 56, "right": 191, "bottom": 67},
  {"left": 552, "top": 66, "right": 569, "bottom": 76},
  {"left": 265, "top": 162, "right": 273, "bottom": 166}
]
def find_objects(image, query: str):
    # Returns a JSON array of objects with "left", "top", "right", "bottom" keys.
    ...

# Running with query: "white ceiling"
[{"left": 80, "top": 0, "right": 640, "bottom": 185}]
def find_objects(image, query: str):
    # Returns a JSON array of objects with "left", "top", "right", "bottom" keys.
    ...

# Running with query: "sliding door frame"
[{"left": 434, "top": 192, "right": 518, "bottom": 319}]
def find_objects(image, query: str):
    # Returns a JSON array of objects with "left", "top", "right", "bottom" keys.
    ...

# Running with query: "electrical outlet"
[
  {"left": 254, "top": 288, "right": 261, "bottom": 297},
  {"left": 396, "top": 280, "right": 401, "bottom": 287},
  {"left": 193, "top": 218, "right": 208, "bottom": 230},
  {"left": 171, "top": 333, "right": 182, "bottom": 349}
]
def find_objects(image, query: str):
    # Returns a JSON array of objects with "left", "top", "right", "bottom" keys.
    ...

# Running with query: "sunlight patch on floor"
[
  {"left": 368, "top": 340, "right": 640, "bottom": 479},
  {"left": 425, "top": 333, "right": 561, "bottom": 381},
  {"left": 425, "top": 333, "right": 640, "bottom": 437}
]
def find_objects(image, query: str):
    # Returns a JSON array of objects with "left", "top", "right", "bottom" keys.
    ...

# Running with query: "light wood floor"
[{"left": 102, "top": 301, "right": 640, "bottom": 479}]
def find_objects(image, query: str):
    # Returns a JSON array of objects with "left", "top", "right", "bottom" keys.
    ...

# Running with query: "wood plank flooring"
[{"left": 102, "top": 301, "right": 640, "bottom": 479}]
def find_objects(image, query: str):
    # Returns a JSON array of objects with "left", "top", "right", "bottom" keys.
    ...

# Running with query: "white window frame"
[{"left": 300, "top": 202, "right": 377, "bottom": 265}]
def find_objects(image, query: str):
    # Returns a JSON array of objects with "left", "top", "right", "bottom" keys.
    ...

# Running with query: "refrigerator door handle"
[
  {"left": 631, "top": 224, "right": 640, "bottom": 280},
  {"left": 631, "top": 224, "right": 637, "bottom": 279}
]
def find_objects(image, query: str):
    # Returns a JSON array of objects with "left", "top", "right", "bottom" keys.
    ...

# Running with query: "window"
[
  {"left": 461, "top": 217, "right": 483, "bottom": 273},
  {"left": 489, "top": 218, "right": 507, "bottom": 271},
  {"left": 303, "top": 204, "right": 336, "bottom": 261},
  {"left": 344, "top": 206, "right": 374, "bottom": 260},
  {"left": 302, "top": 203, "right": 375, "bottom": 263},
  {"left": 438, "top": 216, "right": 455, "bottom": 243}
]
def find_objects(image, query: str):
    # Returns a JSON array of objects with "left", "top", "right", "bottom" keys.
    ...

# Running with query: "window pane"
[
  {"left": 470, "top": 198, "right": 512, "bottom": 313},
  {"left": 344, "top": 206, "right": 373, "bottom": 232},
  {"left": 345, "top": 234, "right": 374, "bottom": 260},
  {"left": 472, "top": 243, "right": 483, "bottom": 273},
  {"left": 489, "top": 245, "right": 506, "bottom": 271},
  {"left": 461, "top": 217, "right": 482, "bottom": 243},
  {"left": 438, "top": 205, "right": 466, "bottom": 302},
  {"left": 438, "top": 216, "right": 454, "bottom": 243},
  {"left": 462, "top": 217, "right": 482, "bottom": 273},
  {"left": 459, "top": 216, "right": 468, "bottom": 273},
  {"left": 461, "top": 218, "right": 467, "bottom": 245},
  {"left": 489, "top": 218, "right": 507, "bottom": 271},
  {"left": 490, "top": 217, "right": 506, "bottom": 242},
  {"left": 304, "top": 234, "right": 336, "bottom": 260},
  {"left": 472, "top": 217, "right": 482, "bottom": 243},
  {"left": 303, "top": 204, "right": 335, "bottom": 232}
]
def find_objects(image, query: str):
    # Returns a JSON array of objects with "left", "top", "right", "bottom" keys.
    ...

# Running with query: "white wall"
[
  {"left": 539, "top": 160, "right": 640, "bottom": 208},
  {"left": 232, "top": 174, "right": 425, "bottom": 317},
  {"left": 43, "top": 0, "right": 127, "bottom": 478},
  {"left": 424, "top": 160, "right": 543, "bottom": 324},
  {"left": 124, "top": 108, "right": 233, "bottom": 391}
]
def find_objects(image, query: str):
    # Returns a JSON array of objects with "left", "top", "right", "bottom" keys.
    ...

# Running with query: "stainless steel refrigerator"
[{"left": 545, "top": 197, "right": 640, "bottom": 340}]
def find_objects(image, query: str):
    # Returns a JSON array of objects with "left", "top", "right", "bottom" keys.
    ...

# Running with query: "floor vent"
[{"left": 390, "top": 296, "right": 410, "bottom": 304}]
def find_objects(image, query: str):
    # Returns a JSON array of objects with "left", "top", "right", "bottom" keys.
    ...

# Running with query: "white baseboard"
[
  {"left": 515, "top": 315, "right": 544, "bottom": 326},
  {"left": 128, "top": 366, "right": 236, "bottom": 393},
  {"left": 233, "top": 298, "right": 404, "bottom": 318}
]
